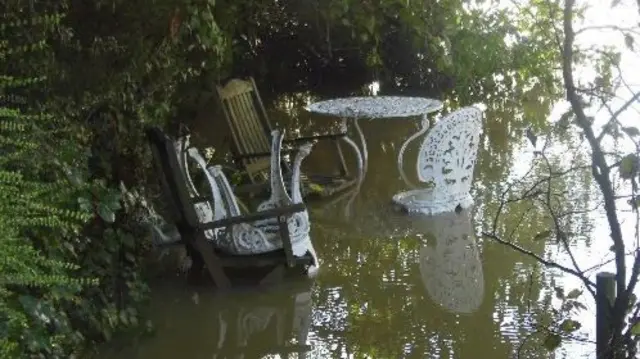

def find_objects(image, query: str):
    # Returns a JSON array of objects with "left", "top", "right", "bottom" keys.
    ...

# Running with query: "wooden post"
[{"left": 596, "top": 272, "right": 616, "bottom": 359}]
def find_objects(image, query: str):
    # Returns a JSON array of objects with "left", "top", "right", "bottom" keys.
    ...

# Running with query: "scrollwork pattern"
[{"left": 393, "top": 106, "right": 483, "bottom": 215}]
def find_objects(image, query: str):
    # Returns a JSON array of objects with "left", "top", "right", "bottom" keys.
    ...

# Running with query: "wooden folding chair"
[{"left": 216, "top": 77, "right": 357, "bottom": 198}]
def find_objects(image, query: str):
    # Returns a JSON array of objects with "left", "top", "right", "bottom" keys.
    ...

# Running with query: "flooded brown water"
[{"left": 103, "top": 103, "right": 591, "bottom": 359}]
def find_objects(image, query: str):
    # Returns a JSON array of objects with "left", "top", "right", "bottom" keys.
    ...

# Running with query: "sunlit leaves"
[
  {"left": 560, "top": 319, "right": 581, "bottom": 333},
  {"left": 620, "top": 153, "right": 639, "bottom": 180},
  {"left": 543, "top": 333, "right": 562, "bottom": 350}
]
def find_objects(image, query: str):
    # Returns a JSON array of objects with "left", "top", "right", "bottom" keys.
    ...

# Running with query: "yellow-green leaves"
[{"left": 543, "top": 333, "right": 562, "bottom": 350}]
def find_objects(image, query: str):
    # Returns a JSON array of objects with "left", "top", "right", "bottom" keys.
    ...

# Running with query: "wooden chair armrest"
[
  {"left": 234, "top": 148, "right": 298, "bottom": 160},
  {"left": 199, "top": 203, "right": 306, "bottom": 230},
  {"left": 284, "top": 133, "right": 347, "bottom": 144}
]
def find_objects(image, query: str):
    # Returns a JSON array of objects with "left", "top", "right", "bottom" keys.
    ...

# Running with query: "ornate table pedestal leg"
[
  {"left": 397, "top": 114, "right": 431, "bottom": 189},
  {"left": 352, "top": 117, "right": 368, "bottom": 175},
  {"left": 338, "top": 118, "right": 365, "bottom": 181}
]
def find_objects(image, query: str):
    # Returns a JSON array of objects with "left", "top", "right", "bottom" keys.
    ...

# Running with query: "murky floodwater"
[
  {"left": 103, "top": 2, "right": 640, "bottom": 357},
  {"left": 105, "top": 109, "right": 579, "bottom": 359}
]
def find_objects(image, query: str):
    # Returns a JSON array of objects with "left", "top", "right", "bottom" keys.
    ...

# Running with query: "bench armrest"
[{"left": 199, "top": 203, "right": 306, "bottom": 230}]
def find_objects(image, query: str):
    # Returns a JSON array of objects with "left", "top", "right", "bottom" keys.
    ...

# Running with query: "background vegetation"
[{"left": 0, "top": 0, "right": 585, "bottom": 357}]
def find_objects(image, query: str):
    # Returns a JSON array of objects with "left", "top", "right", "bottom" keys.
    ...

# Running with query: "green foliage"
[
  {"left": 0, "top": 12, "right": 96, "bottom": 358},
  {"left": 0, "top": 4, "right": 153, "bottom": 357}
]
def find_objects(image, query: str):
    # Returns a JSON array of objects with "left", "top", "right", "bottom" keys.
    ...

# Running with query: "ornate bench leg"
[{"left": 192, "top": 233, "right": 231, "bottom": 289}]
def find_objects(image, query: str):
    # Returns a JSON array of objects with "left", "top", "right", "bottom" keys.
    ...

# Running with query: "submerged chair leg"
[{"left": 191, "top": 233, "right": 231, "bottom": 289}]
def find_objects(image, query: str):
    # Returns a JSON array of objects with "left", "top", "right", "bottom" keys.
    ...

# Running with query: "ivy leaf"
[
  {"left": 97, "top": 203, "right": 116, "bottom": 223},
  {"left": 566, "top": 289, "right": 583, "bottom": 299},
  {"left": 103, "top": 192, "right": 122, "bottom": 212},
  {"left": 625, "top": 34, "right": 634, "bottom": 51},
  {"left": 543, "top": 333, "right": 562, "bottom": 350},
  {"left": 620, "top": 154, "right": 639, "bottom": 180},
  {"left": 560, "top": 319, "right": 582, "bottom": 333},
  {"left": 631, "top": 321, "right": 640, "bottom": 335},
  {"left": 534, "top": 230, "right": 552, "bottom": 241}
]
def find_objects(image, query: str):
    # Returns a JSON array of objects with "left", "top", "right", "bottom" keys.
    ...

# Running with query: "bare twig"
[{"left": 481, "top": 231, "right": 597, "bottom": 291}]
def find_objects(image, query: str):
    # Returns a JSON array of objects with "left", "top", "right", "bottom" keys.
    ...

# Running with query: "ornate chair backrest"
[
  {"left": 216, "top": 77, "right": 273, "bottom": 183},
  {"left": 416, "top": 106, "right": 484, "bottom": 200}
]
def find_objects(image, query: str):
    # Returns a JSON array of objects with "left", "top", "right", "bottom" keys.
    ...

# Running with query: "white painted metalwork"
[
  {"left": 393, "top": 106, "right": 484, "bottom": 215},
  {"left": 418, "top": 209, "right": 484, "bottom": 314},
  {"left": 174, "top": 131, "right": 319, "bottom": 275}
]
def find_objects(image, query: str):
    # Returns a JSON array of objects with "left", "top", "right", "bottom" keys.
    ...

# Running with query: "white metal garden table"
[
  {"left": 306, "top": 96, "right": 443, "bottom": 182},
  {"left": 306, "top": 96, "right": 443, "bottom": 217}
]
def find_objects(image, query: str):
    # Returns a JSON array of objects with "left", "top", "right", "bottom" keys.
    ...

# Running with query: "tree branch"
[
  {"left": 562, "top": 0, "right": 626, "bottom": 301},
  {"left": 481, "top": 231, "right": 597, "bottom": 292}
]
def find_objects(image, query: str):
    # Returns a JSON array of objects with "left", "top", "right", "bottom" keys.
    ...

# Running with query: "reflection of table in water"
[
  {"left": 306, "top": 96, "right": 443, "bottom": 218},
  {"left": 417, "top": 209, "right": 484, "bottom": 314}
]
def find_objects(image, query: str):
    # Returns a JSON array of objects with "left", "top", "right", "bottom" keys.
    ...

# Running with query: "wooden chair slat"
[{"left": 216, "top": 76, "right": 357, "bottom": 197}]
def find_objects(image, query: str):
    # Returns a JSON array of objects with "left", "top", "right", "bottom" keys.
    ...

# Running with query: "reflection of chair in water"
[
  {"left": 393, "top": 106, "right": 484, "bottom": 215},
  {"left": 135, "top": 280, "right": 314, "bottom": 359},
  {"left": 211, "top": 282, "right": 313, "bottom": 358},
  {"left": 418, "top": 209, "right": 484, "bottom": 314}
]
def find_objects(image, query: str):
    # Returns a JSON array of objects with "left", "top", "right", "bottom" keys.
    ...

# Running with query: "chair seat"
[
  {"left": 214, "top": 228, "right": 314, "bottom": 257},
  {"left": 391, "top": 188, "right": 474, "bottom": 215}
]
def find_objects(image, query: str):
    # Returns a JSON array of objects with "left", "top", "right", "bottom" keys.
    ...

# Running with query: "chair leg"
[
  {"left": 260, "top": 264, "right": 285, "bottom": 286},
  {"left": 191, "top": 234, "right": 231, "bottom": 289}
]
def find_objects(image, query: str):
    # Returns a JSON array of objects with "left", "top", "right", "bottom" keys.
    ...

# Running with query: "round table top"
[{"left": 306, "top": 96, "right": 443, "bottom": 119}]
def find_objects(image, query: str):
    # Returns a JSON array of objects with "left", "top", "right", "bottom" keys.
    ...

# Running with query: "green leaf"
[
  {"left": 560, "top": 319, "right": 581, "bottom": 333},
  {"left": 625, "top": 34, "right": 634, "bottom": 51},
  {"left": 77, "top": 197, "right": 93, "bottom": 212},
  {"left": 534, "top": 230, "right": 552, "bottom": 241},
  {"left": 622, "top": 127, "right": 640, "bottom": 137},
  {"left": 119, "top": 311, "right": 129, "bottom": 326},
  {"left": 620, "top": 154, "right": 638, "bottom": 179},
  {"left": 566, "top": 289, "right": 583, "bottom": 299},
  {"left": 97, "top": 203, "right": 116, "bottom": 223},
  {"left": 543, "top": 333, "right": 562, "bottom": 350},
  {"left": 309, "top": 183, "right": 324, "bottom": 193},
  {"left": 554, "top": 287, "right": 565, "bottom": 299},
  {"left": 631, "top": 321, "right": 640, "bottom": 335}
]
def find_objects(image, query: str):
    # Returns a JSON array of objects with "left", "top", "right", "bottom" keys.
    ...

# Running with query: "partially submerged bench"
[{"left": 145, "top": 126, "right": 317, "bottom": 288}]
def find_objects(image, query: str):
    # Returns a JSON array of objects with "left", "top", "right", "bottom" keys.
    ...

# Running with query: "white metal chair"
[{"left": 392, "top": 106, "right": 484, "bottom": 215}]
